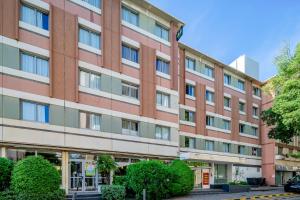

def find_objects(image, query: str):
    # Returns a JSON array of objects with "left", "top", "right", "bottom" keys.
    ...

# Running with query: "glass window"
[
  {"left": 79, "top": 27, "right": 100, "bottom": 49},
  {"left": 253, "top": 86, "right": 261, "bottom": 97},
  {"left": 253, "top": 106, "right": 258, "bottom": 116},
  {"left": 224, "top": 74, "right": 231, "bottom": 85},
  {"left": 206, "top": 116, "right": 215, "bottom": 126},
  {"left": 238, "top": 145, "right": 246, "bottom": 155},
  {"left": 155, "top": 126, "right": 170, "bottom": 140},
  {"left": 224, "top": 97, "right": 231, "bottom": 108},
  {"left": 81, "top": 0, "right": 101, "bottom": 8},
  {"left": 156, "top": 91, "right": 170, "bottom": 107},
  {"left": 239, "top": 102, "right": 245, "bottom": 112},
  {"left": 80, "top": 70, "right": 101, "bottom": 90},
  {"left": 214, "top": 164, "right": 228, "bottom": 184},
  {"left": 251, "top": 127, "right": 258, "bottom": 136},
  {"left": 156, "top": 58, "right": 169, "bottom": 75},
  {"left": 80, "top": 112, "right": 101, "bottom": 131},
  {"left": 122, "top": 44, "right": 139, "bottom": 63},
  {"left": 223, "top": 143, "right": 230, "bottom": 153},
  {"left": 184, "top": 110, "right": 195, "bottom": 122},
  {"left": 206, "top": 90, "right": 214, "bottom": 103},
  {"left": 21, "top": 52, "right": 49, "bottom": 77},
  {"left": 21, "top": 101, "right": 49, "bottom": 123},
  {"left": 278, "top": 147, "right": 283, "bottom": 155},
  {"left": 223, "top": 119, "right": 231, "bottom": 130},
  {"left": 186, "top": 84, "right": 195, "bottom": 97},
  {"left": 185, "top": 137, "right": 196, "bottom": 149},
  {"left": 185, "top": 57, "right": 196, "bottom": 71},
  {"left": 205, "top": 140, "right": 214, "bottom": 151},
  {"left": 21, "top": 4, "right": 49, "bottom": 30},
  {"left": 122, "top": 82, "right": 139, "bottom": 99},
  {"left": 252, "top": 147, "right": 258, "bottom": 156},
  {"left": 237, "top": 80, "right": 245, "bottom": 91},
  {"left": 122, "top": 119, "right": 139, "bottom": 136},
  {"left": 154, "top": 23, "right": 169, "bottom": 41},
  {"left": 122, "top": 6, "right": 139, "bottom": 26},
  {"left": 204, "top": 65, "right": 214, "bottom": 78},
  {"left": 239, "top": 124, "right": 245, "bottom": 133}
]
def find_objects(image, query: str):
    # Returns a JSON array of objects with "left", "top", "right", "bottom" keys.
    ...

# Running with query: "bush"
[
  {"left": 101, "top": 185, "right": 125, "bottom": 200},
  {"left": 0, "top": 157, "right": 14, "bottom": 191},
  {"left": 0, "top": 190, "right": 15, "bottom": 200},
  {"left": 113, "top": 176, "right": 127, "bottom": 186},
  {"left": 126, "top": 160, "right": 172, "bottom": 200},
  {"left": 11, "top": 156, "right": 64, "bottom": 200},
  {"left": 169, "top": 160, "right": 194, "bottom": 196},
  {"left": 229, "top": 180, "right": 248, "bottom": 185}
]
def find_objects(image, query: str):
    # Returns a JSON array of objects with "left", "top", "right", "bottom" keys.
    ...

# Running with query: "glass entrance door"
[{"left": 70, "top": 160, "right": 83, "bottom": 191}]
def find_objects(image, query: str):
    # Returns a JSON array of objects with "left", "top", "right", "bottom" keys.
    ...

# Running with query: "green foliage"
[
  {"left": 289, "top": 152, "right": 300, "bottom": 159},
  {"left": 169, "top": 160, "right": 194, "bottom": 196},
  {"left": 0, "top": 158, "right": 14, "bottom": 191},
  {"left": 101, "top": 185, "right": 126, "bottom": 200},
  {"left": 262, "top": 43, "right": 300, "bottom": 143},
  {"left": 126, "top": 160, "right": 172, "bottom": 200},
  {"left": 97, "top": 155, "right": 118, "bottom": 174},
  {"left": 11, "top": 156, "right": 64, "bottom": 200},
  {"left": 229, "top": 181, "right": 248, "bottom": 185},
  {"left": 0, "top": 190, "right": 15, "bottom": 200},
  {"left": 113, "top": 176, "right": 127, "bottom": 186}
]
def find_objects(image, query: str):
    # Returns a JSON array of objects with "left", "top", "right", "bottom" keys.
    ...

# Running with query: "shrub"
[
  {"left": 0, "top": 157, "right": 14, "bottom": 191},
  {"left": 11, "top": 156, "right": 64, "bottom": 200},
  {"left": 126, "top": 160, "right": 172, "bottom": 200},
  {"left": 0, "top": 190, "right": 15, "bottom": 200},
  {"left": 229, "top": 180, "right": 248, "bottom": 185},
  {"left": 113, "top": 176, "right": 127, "bottom": 186},
  {"left": 101, "top": 185, "right": 125, "bottom": 200},
  {"left": 169, "top": 160, "right": 194, "bottom": 196}
]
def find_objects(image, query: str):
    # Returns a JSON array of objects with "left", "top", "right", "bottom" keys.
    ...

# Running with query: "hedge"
[
  {"left": 101, "top": 185, "right": 125, "bottom": 200},
  {"left": 0, "top": 157, "right": 14, "bottom": 191}
]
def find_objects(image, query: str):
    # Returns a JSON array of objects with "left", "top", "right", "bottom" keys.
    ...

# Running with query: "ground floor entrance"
[{"left": 194, "top": 168, "right": 211, "bottom": 189}]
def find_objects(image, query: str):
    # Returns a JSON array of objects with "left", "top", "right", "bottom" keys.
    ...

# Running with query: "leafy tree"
[
  {"left": 0, "top": 158, "right": 14, "bottom": 191},
  {"left": 262, "top": 43, "right": 300, "bottom": 143},
  {"left": 97, "top": 155, "right": 117, "bottom": 185}
]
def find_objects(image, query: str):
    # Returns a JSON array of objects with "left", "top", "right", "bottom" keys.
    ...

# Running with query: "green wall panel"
[{"left": 3, "top": 96, "right": 19, "bottom": 120}]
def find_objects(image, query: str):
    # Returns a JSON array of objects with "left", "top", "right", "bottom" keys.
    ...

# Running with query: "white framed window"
[
  {"left": 21, "top": 101, "right": 49, "bottom": 123},
  {"left": 80, "top": 70, "right": 101, "bottom": 90},
  {"left": 205, "top": 140, "right": 214, "bottom": 151},
  {"left": 223, "top": 143, "right": 230, "bottom": 153},
  {"left": 204, "top": 64, "right": 214, "bottom": 78},
  {"left": 239, "top": 124, "right": 245, "bottom": 133},
  {"left": 253, "top": 86, "right": 261, "bottom": 97},
  {"left": 156, "top": 91, "right": 170, "bottom": 107},
  {"left": 184, "top": 110, "right": 195, "bottom": 122},
  {"left": 79, "top": 27, "right": 101, "bottom": 49},
  {"left": 122, "top": 44, "right": 139, "bottom": 63},
  {"left": 223, "top": 119, "right": 231, "bottom": 130},
  {"left": 206, "top": 90, "right": 214, "bottom": 103},
  {"left": 237, "top": 80, "right": 245, "bottom": 91},
  {"left": 238, "top": 145, "right": 245, "bottom": 155},
  {"left": 122, "top": 119, "right": 139, "bottom": 136},
  {"left": 239, "top": 101, "right": 245, "bottom": 112},
  {"left": 186, "top": 84, "right": 195, "bottom": 97},
  {"left": 206, "top": 116, "right": 215, "bottom": 126},
  {"left": 185, "top": 137, "right": 196, "bottom": 149},
  {"left": 224, "top": 97, "right": 231, "bottom": 108},
  {"left": 224, "top": 74, "right": 231, "bottom": 85},
  {"left": 155, "top": 125, "right": 170, "bottom": 140},
  {"left": 251, "top": 127, "right": 258, "bottom": 136},
  {"left": 80, "top": 111, "right": 101, "bottom": 131},
  {"left": 122, "top": 6, "right": 139, "bottom": 26},
  {"left": 20, "top": 4, "right": 49, "bottom": 30},
  {"left": 156, "top": 58, "right": 169, "bottom": 75},
  {"left": 81, "top": 0, "right": 101, "bottom": 8},
  {"left": 253, "top": 106, "right": 258, "bottom": 117},
  {"left": 185, "top": 57, "right": 196, "bottom": 71},
  {"left": 21, "top": 52, "right": 49, "bottom": 77},
  {"left": 122, "top": 82, "right": 139, "bottom": 99},
  {"left": 154, "top": 23, "right": 169, "bottom": 41},
  {"left": 252, "top": 147, "right": 258, "bottom": 156}
]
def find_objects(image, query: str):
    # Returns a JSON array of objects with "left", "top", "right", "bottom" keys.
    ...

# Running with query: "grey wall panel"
[
  {"left": 49, "top": 105, "right": 65, "bottom": 126},
  {"left": 2, "top": 44, "right": 19, "bottom": 69},
  {"left": 3, "top": 96, "right": 19, "bottom": 119},
  {"left": 65, "top": 108, "right": 79, "bottom": 128}
]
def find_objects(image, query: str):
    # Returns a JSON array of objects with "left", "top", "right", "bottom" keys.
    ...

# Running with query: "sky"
[{"left": 149, "top": 0, "right": 300, "bottom": 81}]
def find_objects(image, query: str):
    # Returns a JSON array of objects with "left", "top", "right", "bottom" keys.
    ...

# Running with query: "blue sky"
[{"left": 149, "top": 0, "right": 300, "bottom": 81}]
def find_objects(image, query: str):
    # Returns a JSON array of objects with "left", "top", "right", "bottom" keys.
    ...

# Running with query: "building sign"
[
  {"left": 176, "top": 25, "right": 183, "bottom": 41},
  {"left": 85, "top": 161, "right": 96, "bottom": 176},
  {"left": 203, "top": 172, "right": 209, "bottom": 185}
]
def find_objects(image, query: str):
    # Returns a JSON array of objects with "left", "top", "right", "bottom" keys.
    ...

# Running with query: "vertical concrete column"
[
  {"left": 210, "top": 162, "right": 215, "bottom": 185},
  {"left": 1, "top": 147, "right": 6, "bottom": 157},
  {"left": 109, "top": 156, "right": 115, "bottom": 185},
  {"left": 227, "top": 163, "right": 233, "bottom": 182},
  {"left": 61, "top": 151, "right": 69, "bottom": 194}
]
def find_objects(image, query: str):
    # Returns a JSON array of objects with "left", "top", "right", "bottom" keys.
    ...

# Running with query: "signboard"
[
  {"left": 85, "top": 161, "right": 96, "bottom": 177},
  {"left": 202, "top": 171, "right": 210, "bottom": 189},
  {"left": 176, "top": 25, "right": 183, "bottom": 41}
]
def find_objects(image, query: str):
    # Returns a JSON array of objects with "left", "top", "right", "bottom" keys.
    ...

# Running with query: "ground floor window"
[{"left": 214, "top": 164, "right": 228, "bottom": 184}]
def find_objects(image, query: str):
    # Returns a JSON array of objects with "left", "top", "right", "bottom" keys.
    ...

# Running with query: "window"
[
  {"left": 252, "top": 147, "right": 258, "bottom": 156},
  {"left": 206, "top": 90, "right": 214, "bottom": 103},
  {"left": 21, "top": 52, "right": 49, "bottom": 77},
  {"left": 206, "top": 116, "right": 215, "bottom": 126},
  {"left": 185, "top": 137, "right": 196, "bottom": 149},
  {"left": 205, "top": 140, "right": 214, "bottom": 151},
  {"left": 80, "top": 112, "right": 101, "bottom": 130},
  {"left": 79, "top": 27, "right": 100, "bottom": 49},
  {"left": 224, "top": 74, "right": 231, "bottom": 85},
  {"left": 80, "top": 70, "right": 101, "bottom": 90},
  {"left": 122, "top": 119, "right": 138, "bottom": 136},
  {"left": 122, "top": 6, "right": 139, "bottom": 26},
  {"left": 122, "top": 82, "right": 139, "bottom": 99},
  {"left": 239, "top": 101, "right": 245, "bottom": 112},
  {"left": 253, "top": 106, "right": 258, "bottom": 117},
  {"left": 186, "top": 84, "right": 195, "bottom": 97},
  {"left": 184, "top": 110, "right": 195, "bottom": 122},
  {"left": 122, "top": 44, "right": 139, "bottom": 63},
  {"left": 223, "top": 119, "right": 231, "bottom": 130},
  {"left": 155, "top": 126, "right": 170, "bottom": 140},
  {"left": 238, "top": 145, "right": 245, "bottom": 155},
  {"left": 185, "top": 57, "right": 196, "bottom": 70},
  {"left": 154, "top": 23, "right": 169, "bottom": 41},
  {"left": 21, "top": 101, "right": 49, "bottom": 123},
  {"left": 156, "top": 58, "right": 169, "bottom": 75},
  {"left": 224, "top": 97, "right": 231, "bottom": 108},
  {"left": 156, "top": 91, "right": 170, "bottom": 107},
  {"left": 237, "top": 80, "right": 245, "bottom": 91},
  {"left": 204, "top": 65, "right": 214, "bottom": 78},
  {"left": 278, "top": 147, "right": 283, "bottom": 155},
  {"left": 20, "top": 4, "right": 49, "bottom": 30},
  {"left": 223, "top": 143, "right": 230, "bottom": 153},
  {"left": 253, "top": 86, "right": 261, "bottom": 97},
  {"left": 239, "top": 124, "right": 245, "bottom": 133},
  {"left": 81, "top": 0, "right": 101, "bottom": 8},
  {"left": 251, "top": 127, "right": 258, "bottom": 136}
]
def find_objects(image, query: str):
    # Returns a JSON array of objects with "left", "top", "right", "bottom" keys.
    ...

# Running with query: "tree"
[
  {"left": 262, "top": 43, "right": 300, "bottom": 143},
  {"left": 97, "top": 155, "right": 118, "bottom": 185},
  {"left": 0, "top": 158, "right": 14, "bottom": 191}
]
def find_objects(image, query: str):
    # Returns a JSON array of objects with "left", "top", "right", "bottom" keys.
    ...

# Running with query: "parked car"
[{"left": 284, "top": 175, "right": 300, "bottom": 192}]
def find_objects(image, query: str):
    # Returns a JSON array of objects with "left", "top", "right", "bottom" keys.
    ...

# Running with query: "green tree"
[
  {"left": 262, "top": 43, "right": 300, "bottom": 143},
  {"left": 0, "top": 158, "right": 14, "bottom": 191},
  {"left": 97, "top": 155, "right": 118, "bottom": 185}
]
